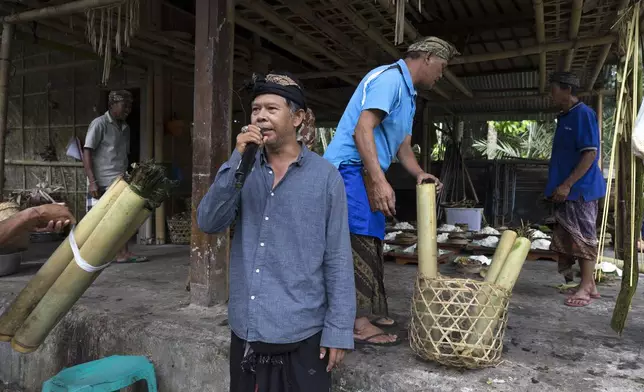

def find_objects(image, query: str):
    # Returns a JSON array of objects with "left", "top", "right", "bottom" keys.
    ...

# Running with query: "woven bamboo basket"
[
  {"left": 167, "top": 215, "right": 191, "bottom": 245},
  {"left": 409, "top": 275, "right": 510, "bottom": 369},
  {"left": 0, "top": 202, "right": 30, "bottom": 251},
  {"left": 0, "top": 202, "right": 20, "bottom": 222}
]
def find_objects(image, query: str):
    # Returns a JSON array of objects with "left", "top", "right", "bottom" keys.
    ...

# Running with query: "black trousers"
[{"left": 230, "top": 331, "right": 331, "bottom": 392}]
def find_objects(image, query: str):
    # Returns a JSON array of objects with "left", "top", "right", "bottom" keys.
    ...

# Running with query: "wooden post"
[
  {"left": 422, "top": 104, "right": 432, "bottom": 173},
  {"left": 138, "top": 66, "right": 154, "bottom": 244},
  {"left": 0, "top": 23, "right": 14, "bottom": 201},
  {"left": 597, "top": 91, "right": 604, "bottom": 169},
  {"left": 153, "top": 61, "right": 166, "bottom": 244},
  {"left": 190, "top": 0, "right": 234, "bottom": 306}
]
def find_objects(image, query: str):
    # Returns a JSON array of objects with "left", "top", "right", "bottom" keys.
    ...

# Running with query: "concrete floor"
[{"left": 1, "top": 242, "right": 644, "bottom": 392}]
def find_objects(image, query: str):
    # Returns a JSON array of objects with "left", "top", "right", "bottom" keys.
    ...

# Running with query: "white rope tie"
[{"left": 68, "top": 225, "right": 112, "bottom": 273}]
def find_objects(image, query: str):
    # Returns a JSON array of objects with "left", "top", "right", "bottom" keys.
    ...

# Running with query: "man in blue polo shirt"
[
  {"left": 324, "top": 37, "right": 459, "bottom": 346},
  {"left": 545, "top": 71, "right": 606, "bottom": 308}
]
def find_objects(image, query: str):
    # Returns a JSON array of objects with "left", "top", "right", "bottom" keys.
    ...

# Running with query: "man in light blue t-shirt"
[{"left": 324, "top": 37, "right": 459, "bottom": 346}]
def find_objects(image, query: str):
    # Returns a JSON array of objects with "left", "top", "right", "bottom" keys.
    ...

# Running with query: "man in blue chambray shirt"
[
  {"left": 324, "top": 37, "right": 459, "bottom": 346},
  {"left": 545, "top": 71, "right": 606, "bottom": 308},
  {"left": 197, "top": 72, "right": 355, "bottom": 392}
]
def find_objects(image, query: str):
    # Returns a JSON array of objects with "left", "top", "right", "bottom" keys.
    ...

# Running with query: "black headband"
[
  {"left": 549, "top": 72, "right": 580, "bottom": 88},
  {"left": 248, "top": 73, "right": 307, "bottom": 111}
]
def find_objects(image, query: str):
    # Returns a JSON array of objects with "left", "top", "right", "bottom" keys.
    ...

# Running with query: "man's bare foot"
[
  {"left": 354, "top": 317, "right": 398, "bottom": 344},
  {"left": 565, "top": 286, "right": 596, "bottom": 307},
  {"left": 372, "top": 317, "right": 396, "bottom": 327}
]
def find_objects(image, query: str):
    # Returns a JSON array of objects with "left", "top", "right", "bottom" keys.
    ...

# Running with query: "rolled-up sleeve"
[
  {"left": 84, "top": 118, "right": 104, "bottom": 150},
  {"left": 196, "top": 150, "right": 243, "bottom": 233},
  {"left": 320, "top": 174, "right": 356, "bottom": 350},
  {"left": 576, "top": 110, "right": 600, "bottom": 152}
]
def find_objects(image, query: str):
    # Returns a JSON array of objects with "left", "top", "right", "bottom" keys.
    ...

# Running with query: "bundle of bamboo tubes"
[
  {"left": 0, "top": 162, "right": 174, "bottom": 353},
  {"left": 595, "top": 2, "right": 644, "bottom": 334},
  {"left": 409, "top": 183, "right": 531, "bottom": 368}
]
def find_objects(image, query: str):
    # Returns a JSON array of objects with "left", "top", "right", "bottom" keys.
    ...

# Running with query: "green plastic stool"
[{"left": 42, "top": 355, "right": 158, "bottom": 392}]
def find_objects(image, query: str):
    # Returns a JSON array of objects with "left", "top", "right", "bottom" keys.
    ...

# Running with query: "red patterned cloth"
[{"left": 297, "top": 108, "right": 316, "bottom": 151}]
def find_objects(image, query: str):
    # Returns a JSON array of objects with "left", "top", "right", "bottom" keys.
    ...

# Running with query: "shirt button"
[
  {"left": 269, "top": 170, "right": 273, "bottom": 175},
  {"left": 256, "top": 269, "right": 260, "bottom": 273},
  {"left": 265, "top": 216, "right": 269, "bottom": 221},
  {"left": 271, "top": 192, "right": 274, "bottom": 196},
  {"left": 260, "top": 242, "right": 265, "bottom": 247},
  {"left": 251, "top": 296, "right": 255, "bottom": 300}
]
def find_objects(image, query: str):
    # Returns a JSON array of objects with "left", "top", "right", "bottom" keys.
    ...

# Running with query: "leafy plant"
[{"left": 473, "top": 121, "right": 555, "bottom": 159}]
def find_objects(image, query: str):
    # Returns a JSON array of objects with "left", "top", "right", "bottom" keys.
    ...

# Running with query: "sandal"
[
  {"left": 114, "top": 255, "right": 149, "bottom": 264},
  {"left": 372, "top": 318, "right": 398, "bottom": 328},
  {"left": 565, "top": 296, "right": 592, "bottom": 307},
  {"left": 354, "top": 333, "right": 403, "bottom": 347}
]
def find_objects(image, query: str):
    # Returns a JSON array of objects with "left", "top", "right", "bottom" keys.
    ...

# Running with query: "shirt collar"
[
  {"left": 396, "top": 59, "right": 417, "bottom": 97},
  {"left": 557, "top": 101, "right": 583, "bottom": 118},
  {"left": 105, "top": 111, "right": 127, "bottom": 130},
  {"left": 260, "top": 142, "right": 308, "bottom": 166}
]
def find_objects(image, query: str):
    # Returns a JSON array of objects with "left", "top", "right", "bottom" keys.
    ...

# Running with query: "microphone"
[{"left": 234, "top": 126, "right": 263, "bottom": 189}]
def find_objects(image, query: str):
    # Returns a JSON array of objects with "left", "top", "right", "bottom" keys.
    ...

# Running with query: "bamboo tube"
[
  {"left": 10, "top": 186, "right": 147, "bottom": 353},
  {"left": 417, "top": 183, "right": 438, "bottom": 278},
  {"left": 463, "top": 237, "right": 531, "bottom": 351},
  {"left": 0, "top": 23, "right": 14, "bottom": 200},
  {"left": 0, "top": 178, "right": 127, "bottom": 341},
  {"left": 600, "top": 256, "right": 644, "bottom": 274},
  {"left": 495, "top": 238, "right": 531, "bottom": 290},
  {"left": 484, "top": 230, "right": 518, "bottom": 283}
]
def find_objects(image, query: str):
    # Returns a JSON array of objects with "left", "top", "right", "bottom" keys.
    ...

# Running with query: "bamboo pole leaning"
[
  {"left": 5, "top": 162, "right": 175, "bottom": 353},
  {"left": 0, "top": 178, "right": 127, "bottom": 341},
  {"left": 611, "top": 2, "right": 644, "bottom": 334}
]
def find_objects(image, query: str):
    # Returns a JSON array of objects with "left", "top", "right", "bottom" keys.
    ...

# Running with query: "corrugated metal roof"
[{"left": 464, "top": 71, "right": 539, "bottom": 91}]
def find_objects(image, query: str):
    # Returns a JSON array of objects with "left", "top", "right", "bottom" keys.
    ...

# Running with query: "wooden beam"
[
  {"left": 563, "top": 0, "right": 584, "bottom": 71},
  {"left": 190, "top": 0, "right": 234, "bottom": 307},
  {"left": 0, "top": 0, "right": 123, "bottom": 23},
  {"left": 533, "top": 0, "right": 547, "bottom": 93},
  {"left": 451, "top": 34, "right": 617, "bottom": 65},
  {"left": 278, "top": 0, "right": 371, "bottom": 62},
  {"left": 14, "top": 59, "right": 96, "bottom": 75},
  {"left": 597, "top": 91, "right": 604, "bottom": 169},
  {"left": 417, "top": 11, "right": 535, "bottom": 37},
  {"left": 586, "top": 0, "right": 630, "bottom": 90},
  {"left": 426, "top": 89, "right": 613, "bottom": 107},
  {"left": 373, "top": 0, "right": 473, "bottom": 98},
  {"left": 235, "top": 16, "right": 357, "bottom": 86},
  {"left": 0, "top": 23, "right": 13, "bottom": 200},
  {"left": 239, "top": 0, "right": 350, "bottom": 70},
  {"left": 328, "top": 0, "right": 450, "bottom": 99}
]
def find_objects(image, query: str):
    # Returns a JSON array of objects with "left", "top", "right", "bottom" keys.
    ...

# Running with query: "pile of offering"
[
  {"left": 438, "top": 224, "right": 463, "bottom": 232},
  {"left": 472, "top": 236, "right": 499, "bottom": 248},
  {"left": 393, "top": 221, "right": 415, "bottom": 230},
  {"left": 477, "top": 226, "right": 500, "bottom": 235},
  {"left": 530, "top": 239, "right": 551, "bottom": 250}
]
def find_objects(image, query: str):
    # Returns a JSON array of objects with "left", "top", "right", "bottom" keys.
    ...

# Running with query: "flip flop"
[
  {"left": 560, "top": 288, "right": 601, "bottom": 299},
  {"left": 114, "top": 255, "right": 149, "bottom": 264},
  {"left": 372, "top": 318, "right": 398, "bottom": 328},
  {"left": 354, "top": 333, "right": 403, "bottom": 347},
  {"left": 565, "top": 297, "right": 592, "bottom": 307}
]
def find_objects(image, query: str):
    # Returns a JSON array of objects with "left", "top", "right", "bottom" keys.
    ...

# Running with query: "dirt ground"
[{"left": 1, "top": 242, "right": 643, "bottom": 391}]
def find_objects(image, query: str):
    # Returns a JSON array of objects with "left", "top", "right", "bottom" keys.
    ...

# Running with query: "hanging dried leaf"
[{"left": 84, "top": 0, "right": 140, "bottom": 84}]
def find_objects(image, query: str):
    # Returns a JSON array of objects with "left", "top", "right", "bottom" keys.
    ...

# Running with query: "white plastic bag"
[{"left": 631, "top": 97, "right": 644, "bottom": 159}]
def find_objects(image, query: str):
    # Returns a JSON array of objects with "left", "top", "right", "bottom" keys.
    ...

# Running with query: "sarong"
[
  {"left": 86, "top": 186, "right": 107, "bottom": 213},
  {"left": 351, "top": 233, "right": 388, "bottom": 318},
  {"left": 550, "top": 199, "right": 599, "bottom": 281},
  {"left": 229, "top": 331, "right": 330, "bottom": 392}
]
